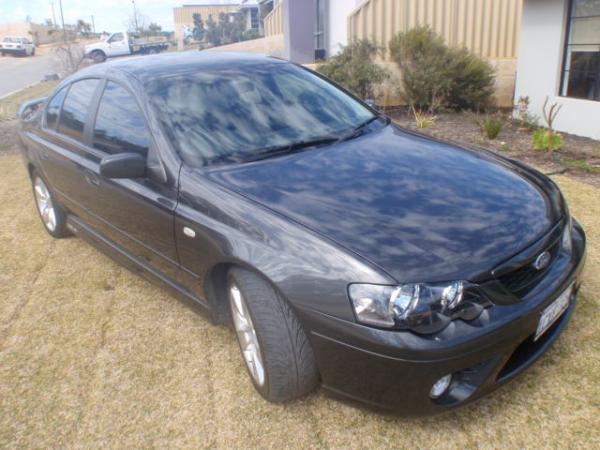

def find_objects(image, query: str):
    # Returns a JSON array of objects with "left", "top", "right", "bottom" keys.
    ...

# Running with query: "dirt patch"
[
  {"left": 391, "top": 109, "right": 600, "bottom": 188},
  {"left": 0, "top": 120, "right": 21, "bottom": 154}
]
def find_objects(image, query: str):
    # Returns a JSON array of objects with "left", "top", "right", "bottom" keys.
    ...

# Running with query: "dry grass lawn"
[{"left": 0, "top": 91, "right": 599, "bottom": 448}]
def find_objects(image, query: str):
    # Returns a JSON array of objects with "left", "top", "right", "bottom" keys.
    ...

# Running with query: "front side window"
[
  {"left": 92, "top": 82, "right": 150, "bottom": 155},
  {"left": 45, "top": 86, "right": 68, "bottom": 130},
  {"left": 561, "top": 0, "right": 600, "bottom": 101},
  {"left": 109, "top": 33, "right": 124, "bottom": 43},
  {"left": 147, "top": 63, "right": 374, "bottom": 166},
  {"left": 58, "top": 79, "right": 100, "bottom": 142}
]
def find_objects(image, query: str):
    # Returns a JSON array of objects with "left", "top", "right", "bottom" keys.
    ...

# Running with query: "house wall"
[
  {"left": 515, "top": 0, "right": 600, "bottom": 140},
  {"left": 0, "top": 22, "right": 56, "bottom": 45},
  {"left": 327, "top": 0, "right": 363, "bottom": 56}
]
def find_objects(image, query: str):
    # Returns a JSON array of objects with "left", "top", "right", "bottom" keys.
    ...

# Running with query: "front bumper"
[{"left": 298, "top": 220, "right": 586, "bottom": 416}]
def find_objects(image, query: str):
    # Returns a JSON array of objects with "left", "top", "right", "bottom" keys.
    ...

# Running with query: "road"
[{"left": 0, "top": 54, "right": 55, "bottom": 98}]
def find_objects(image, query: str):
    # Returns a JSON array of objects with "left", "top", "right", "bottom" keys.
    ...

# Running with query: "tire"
[
  {"left": 1, "top": 52, "right": 5, "bottom": 57},
  {"left": 228, "top": 268, "right": 319, "bottom": 403},
  {"left": 31, "top": 170, "right": 70, "bottom": 238},
  {"left": 91, "top": 50, "right": 106, "bottom": 63}
]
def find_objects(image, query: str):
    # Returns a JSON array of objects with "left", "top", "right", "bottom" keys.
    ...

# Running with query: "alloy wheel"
[
  {"left": 229, "top": 283, "right": 266, "bottom": 386},
  {"left": 34, "top": 177, "right": 57, "bottom": 232}
]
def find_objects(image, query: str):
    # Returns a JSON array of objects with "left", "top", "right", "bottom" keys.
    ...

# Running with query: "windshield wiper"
[
  {"left": 241, "top": 135, "right": 341, "bottom": 163},
  {"left": 336, "top": 116, "right": 383, "bottom": 144}
]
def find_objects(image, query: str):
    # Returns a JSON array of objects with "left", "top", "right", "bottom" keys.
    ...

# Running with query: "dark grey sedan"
[{"left": 17, "top": 52, "right": 586, "bottom": 416}]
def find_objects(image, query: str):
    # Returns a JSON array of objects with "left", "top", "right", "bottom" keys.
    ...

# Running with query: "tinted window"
[
  {"left": 45, "top": 86, "right": 68, "bottom": 130},
  {"left": 58, "top": 79, "right": 99, "bottom": 142},
  {"left": 148, "top": 63, "right": 374, "bottom": 166},
  {"left": 92, "top": 82, "right": 150, "bottom": 155}
]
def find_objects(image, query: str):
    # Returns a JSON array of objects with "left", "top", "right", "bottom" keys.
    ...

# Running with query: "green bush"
[
  {"left": 389, "top": 26, "right": 495, "bottom": 113},
  {"left": 478, "top": 116, "right": 504, "bottom": 140},
  {"left": 317, "top": 40, "right": 388, "bottom": 100},
  {"left": 533, "top": 129, "right": 564, "bottom": 152}
]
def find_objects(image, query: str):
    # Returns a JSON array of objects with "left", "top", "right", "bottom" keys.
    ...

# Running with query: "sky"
[{"left": 0, "top": 0, "right": 243, "bottom": 33}]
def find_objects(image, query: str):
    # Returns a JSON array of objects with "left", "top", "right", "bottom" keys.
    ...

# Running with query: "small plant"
[
  {"left": 532, "top": 97, "right": 564, "bottom": 152},
  {"left": 563, "top": 159, "right": 600, "bottom": 174},
  {"left": 411, "top": 106, "right": 436, "bottom": 129},
  {"left": 500, "top": 142, "right": 512, "bottom": 152},
  {"left": 318, "top": 39, "right": 389, "bottom": 100},
  {"left": 477, "top": 116, "right": 504, "bottom": 140},
  {"left": 533, "top": 128, "right": 564, "bottom": 152},
  {"left": 514, "top": 96, "right": 539, "bottom": 131}
]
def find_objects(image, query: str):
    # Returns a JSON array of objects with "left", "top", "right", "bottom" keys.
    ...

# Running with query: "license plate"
[{"left": 535, "top": 284, "right": 573, "bottom": 341}]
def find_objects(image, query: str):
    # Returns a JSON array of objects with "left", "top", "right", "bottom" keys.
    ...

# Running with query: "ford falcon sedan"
[{"left": 17, "top": 52, "right": 586, "bottom": 416}]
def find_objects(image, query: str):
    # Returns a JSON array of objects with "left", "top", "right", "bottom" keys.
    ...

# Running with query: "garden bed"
[{"left": 390, "top": 109, "right": 600, "bottom": 188}]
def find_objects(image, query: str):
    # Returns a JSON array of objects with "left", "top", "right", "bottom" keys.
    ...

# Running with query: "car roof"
[{"left": 74, "top": 51, "right": 287, "bottom": 85}]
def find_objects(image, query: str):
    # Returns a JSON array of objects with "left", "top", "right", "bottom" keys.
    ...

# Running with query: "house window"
[
  {"left": 561, "top": 0, "right": 600, "bottom": 101},
  {"left": 314, "top": 0, "right": 327, "bottom": 60}
]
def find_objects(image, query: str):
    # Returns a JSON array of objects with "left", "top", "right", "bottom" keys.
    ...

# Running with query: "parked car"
[
  {"left": 1, "top": 36, "right": 35, "bottom": 56},
  {"left": 84, "top": 31, "right": 169, "bottom": 63},
  {"left": 17, "top": 52, "right": 586, "bottom": 416}
]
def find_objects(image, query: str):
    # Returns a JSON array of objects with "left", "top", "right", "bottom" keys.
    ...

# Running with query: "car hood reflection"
[{"left": 206, "top": 125, "right": 562, "bottom": 283}]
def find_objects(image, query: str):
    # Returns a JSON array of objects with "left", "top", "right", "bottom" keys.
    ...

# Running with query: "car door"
[
  {"left": 106, "top": 33, "right": 129, "bottom": 57},
  {"left": 83, "top": 79, "right": 181, "bottom": 282},
  {"left": 35, "top": 78, "right": 104, "bottom": 221}
]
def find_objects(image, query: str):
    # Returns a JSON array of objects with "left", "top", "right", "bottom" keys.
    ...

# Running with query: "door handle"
[{"left": 84, "top": 170, "right": 100, "bottom": 186}]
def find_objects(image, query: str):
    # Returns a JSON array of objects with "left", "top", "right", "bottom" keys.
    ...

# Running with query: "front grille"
[{"left": 497, "top": 239, "right": 560, "bottom": 297}]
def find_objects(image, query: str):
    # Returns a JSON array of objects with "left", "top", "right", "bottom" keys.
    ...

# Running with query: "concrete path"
[{"left": 0, "top": 54, "right": 55, "bottom": 98}]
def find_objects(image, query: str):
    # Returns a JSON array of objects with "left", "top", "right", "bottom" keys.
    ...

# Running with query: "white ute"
[{"left": 84, "top": 32, "right": 169, "bottom": 63}]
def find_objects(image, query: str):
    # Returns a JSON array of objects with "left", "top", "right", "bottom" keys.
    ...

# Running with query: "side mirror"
[{"left": 99, "top": 152, "right": 146, "bottom": 179}]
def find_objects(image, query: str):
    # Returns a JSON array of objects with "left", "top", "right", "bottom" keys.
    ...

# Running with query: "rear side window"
[
  {"left": 45, "top": 86, "right": 68, "bottom": 130},
  {"left": 58, "top": 79, "right": 99, "bottom": 142},
  {"left": 92, "top": 82, "right": 150, "bottom": 155}
]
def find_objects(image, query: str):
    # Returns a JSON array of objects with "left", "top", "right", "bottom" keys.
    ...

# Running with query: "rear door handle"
[{"left": 84, "top": 170, "right": 100, "bottom": 186}]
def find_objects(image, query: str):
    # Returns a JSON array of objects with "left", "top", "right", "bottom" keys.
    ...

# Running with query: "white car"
[{"left": 0, "top": 36, "right": 36, "bottom": 57}]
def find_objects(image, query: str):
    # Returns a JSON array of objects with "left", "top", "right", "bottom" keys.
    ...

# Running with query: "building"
[
  {"left": 514, "top": 0, "right": 600, "bottom": 139},
  {"left": 173, "top": 3, "right": 245, "bottom": 42},
  {"left": 0, "top": 22, "right": 57, "bottom": 45}
]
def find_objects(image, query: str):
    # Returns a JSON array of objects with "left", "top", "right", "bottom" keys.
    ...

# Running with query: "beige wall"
[
  {"left": 173, "top": 4, "right": 241, "bottom": 41},
  {"left": 204, "top": 34, "right": 285, "bottom": 58},
  {"left": 264, "top": 1, "right": 283, "bottom": 37},
  {"left": 348, "top": 0, "right": 523, "bottom": 59}
]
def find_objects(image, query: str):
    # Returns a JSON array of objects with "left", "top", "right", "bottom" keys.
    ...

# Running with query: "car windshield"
[
  {"left": 147, "top": 63, "right": 376, "bottom": 166},
  {"left": 3, "top": 37, "right": 21, "bottom": 43}
]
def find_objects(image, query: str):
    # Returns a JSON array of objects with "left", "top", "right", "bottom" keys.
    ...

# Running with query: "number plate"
[{"left": 534, "top": 284, "right": 573, "bottom": 341}]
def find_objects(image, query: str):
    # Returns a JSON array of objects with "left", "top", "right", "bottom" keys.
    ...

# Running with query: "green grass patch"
[
  {"left": 0, "top": 81, "right": 59, "bottom": 121},
  {"left": 564, "top": 159, "right": 600, "bottom": 174}
]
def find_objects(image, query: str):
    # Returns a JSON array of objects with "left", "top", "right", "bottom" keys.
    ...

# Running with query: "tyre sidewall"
[{"left": 31, "top": 170, "right": 69, "bottom": 238}]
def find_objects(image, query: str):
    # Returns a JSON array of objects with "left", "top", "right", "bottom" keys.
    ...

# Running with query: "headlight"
[{"left": 349, "top": 281, "right": 488, "bottom": 334}]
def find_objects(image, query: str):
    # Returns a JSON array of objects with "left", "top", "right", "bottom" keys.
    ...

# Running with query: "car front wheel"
[
  {"left": 31, "top": 171, "right": 69, "bottom": 238},
  {"left": 228, "top": 268, "right": 319, "bottom": 403}
]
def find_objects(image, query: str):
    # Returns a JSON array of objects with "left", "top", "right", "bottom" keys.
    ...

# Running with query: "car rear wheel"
[
  {"left": 31, "top": 171, "right": 69, "bottom": 238},
  {"left": 228, "top": 268, "right": 319, "bottom": 403}
]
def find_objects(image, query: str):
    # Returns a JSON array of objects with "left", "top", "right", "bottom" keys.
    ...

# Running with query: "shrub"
[
  {"left": 318, "top": 39, "right": 388, "bottom": 100},
  {"left": 514, "top": 96, "right": 539, "bottom": 131},
  {"left": 389, "top": 26, "right": 495, "bottom": 113},
  {"left": 477, "top": 116, "right": 504, "bottom": 140},
  {"left": 533, "top": 129, "right": 563, "bottom": 152},
  {"left": 411, "top": 106, "right": 436, "bottom": 129}
]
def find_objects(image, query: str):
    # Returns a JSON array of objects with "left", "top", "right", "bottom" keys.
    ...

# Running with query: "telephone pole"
[
  {"left": 58, "top": 0, "right": 66, "bottom": 41},
  {"left": 91, "top": 15, "right": 96, "bottom": 34},
  {"left": 132, "top": 0, "right": 139, "bottom": 32},
  {"left": 50, "top": 1, "right": 57, "bottom": 27}
]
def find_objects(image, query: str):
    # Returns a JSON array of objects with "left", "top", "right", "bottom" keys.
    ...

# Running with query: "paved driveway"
[
  {"left": 0, "top": 148, "right": 599, "bottom": 448},
  {"left": 0, "top": 55, "right": 55, "bottom": 98}
]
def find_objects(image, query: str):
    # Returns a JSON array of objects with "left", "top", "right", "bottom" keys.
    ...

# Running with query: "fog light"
[{"left": 430, "top": 374, "right": 452, "bottom": 399}]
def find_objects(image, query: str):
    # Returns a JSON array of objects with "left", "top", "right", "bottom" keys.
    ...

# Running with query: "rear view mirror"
[{"left": 99, "top": 152, "right": 146, "bottom": 179}]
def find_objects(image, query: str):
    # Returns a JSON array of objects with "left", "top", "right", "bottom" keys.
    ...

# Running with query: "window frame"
[
  {"left": 89, "top": 78, "right": 155, "bottom": 157},
  {"left": 560, "top": 0, "right": 600, "bottom": 102},
  {"left": 43, "top": 84, "right": 70, "bottom": 131}
]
